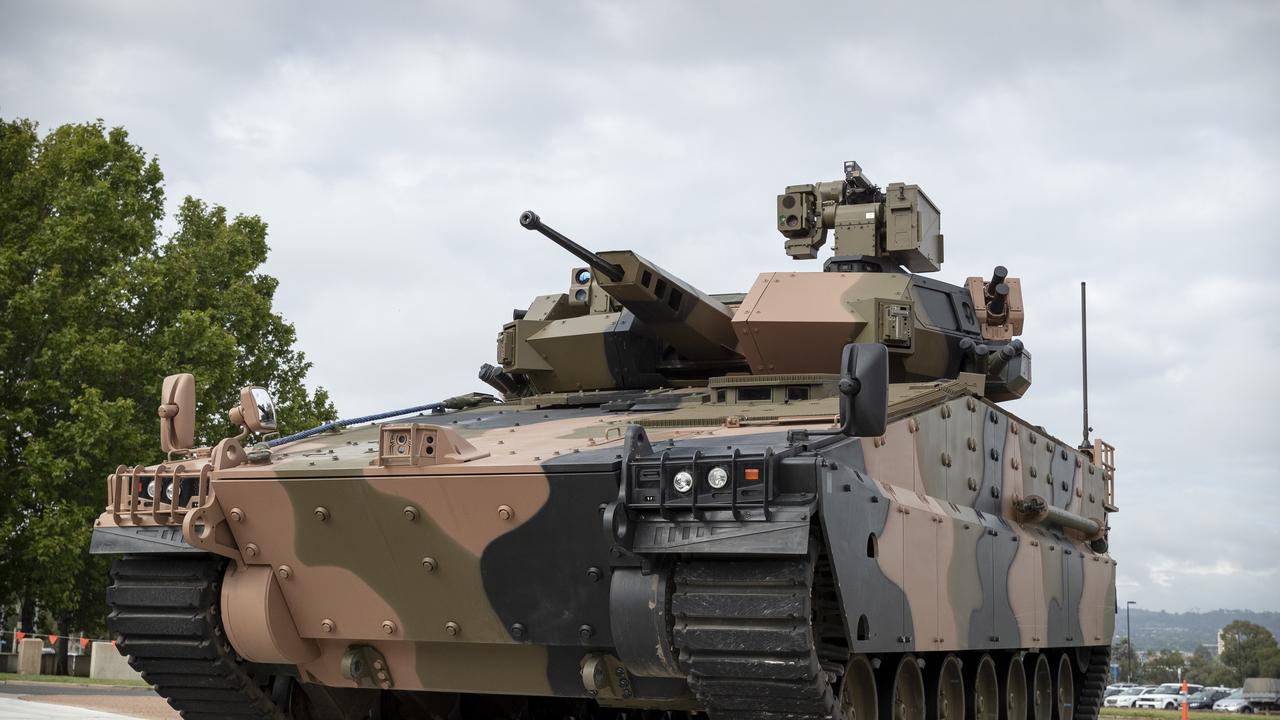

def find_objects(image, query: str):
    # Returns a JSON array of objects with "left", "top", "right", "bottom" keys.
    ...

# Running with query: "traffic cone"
[{"left": 1181, "top": 678, "right": 1189, "bottom": 720}]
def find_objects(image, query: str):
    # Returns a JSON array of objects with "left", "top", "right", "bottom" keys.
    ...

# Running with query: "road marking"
[{"left": 0, "top": 696, "right": 144, "bottom": 720}]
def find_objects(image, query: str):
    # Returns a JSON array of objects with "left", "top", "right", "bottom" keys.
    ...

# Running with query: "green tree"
[
  {"left": 1221, "top": 621, "right": 1279, "bottom": 683},
  {"left": 1187, "top": 645, "right": 1237, "bottom": 687},
  {"left": 1144, "top": 649, "right": 1189, "bottom": 684},
  {"left": 1114, "top": 638, "right": 1141, "bottom": 683},
  {"left": 0, "top": 118, "right": 334, "bottom": 660}
]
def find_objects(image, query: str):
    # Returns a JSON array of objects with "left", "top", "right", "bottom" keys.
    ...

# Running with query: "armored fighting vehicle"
[{"left": 92, "top": 161, "right": 1118, "bottom": 720}]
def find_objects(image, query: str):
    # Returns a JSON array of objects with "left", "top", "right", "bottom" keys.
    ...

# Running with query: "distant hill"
[{"left": 1112, "top": 609, "right": 1280, "bottom": 652}]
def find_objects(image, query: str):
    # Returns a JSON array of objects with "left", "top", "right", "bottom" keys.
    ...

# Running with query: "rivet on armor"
[
  {"left": 510, "top": 623, "right": 527, "bottom": 640},
  {"left": 1045, "top": 472, "right": 1052, "bottom": 484},
  {"left": 940, "top": 405, "right": 951, "bottom": 418},
  {"left": 498, "top": 504, "right": 514, "bottom": 521},
  {"left": 313, "top": 506, "right": 330, "bottom": 522},
  {"left": 276, "top": 565, "right": 292, "bottom": 580},
  {"left": 1011, "top": 458, "right": 1020, "bottom": 470},
  {"left": 244, "top": 543, "right": 259, "bottom": 558},
  {"left": 990, "top": 486, "right": 1000, "bottom": 499},
  {"left": 403, "top": 505, "right": 419, "bottom": 521},
  {"left": 967, "top": 437, "right": 977, "bottom": 451},
  {"left": 1029, "top": 466, "right": 1037, "bottom": 478},
  {"left": 989, "top": 409, "right": 998, "bottom": 423},
  {"left": 587, "top": 566, "right": 602, "bottom": 582},
  {"left": 1062, "top": 480, "right": 1070, "bottom": 491},
  {"left": 422, "top": 556, "right": 437, "bottom": 572},
  {"left": 967, "top": 397, "right": 976, "bottom": 412},
  {"left": 990, "top": 448, "right": 999, "bottom": 460},
  {"left": 1088, "top": 493, "right": 1096, "bottom": 503},
  {"left": 940, "top": 452, "right": 951, "bottom": 467},
  {"left": 1061, "top": 448, "right": 1069, "bottom": 460},
  {"left": 320, "top": 619, "right": 335, "bottom": 633},
  {"left": 908, "top": 418, "right": 918, "bottom": 433},
  {"left": 381, "top": 620, "right": 397, "bottom": 635},
  {"left": 967, "top": 477, "right": 978, "bottom": 491},
  {"left": 579, "top": 624, "right": 595, "bottom": 640},
  {"left": 445, "top": 621, "right": 461, "bottom": 637},
  {"left": 1029, "top": 433, "right": 1037, "bottom": 444},
  {"left": 1088, "top": 465, "right": 1096, "bottom": 475},
  {"left": 1011, "top": 424, "right": 1019, "bottom": 435},
  {"left": 229, "top": 507, "right": 245, "bottom": 522}
]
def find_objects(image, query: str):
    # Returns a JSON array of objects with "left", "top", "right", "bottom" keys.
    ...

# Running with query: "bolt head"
[
  {"left": 381, "top": 620, "right": 397, "bottom": 634},
  {"left": 421, "top": 556, "right": 437, "bottom": 572},
  {"left": 445, "top": 621, "right": 461, "bottom": 636},
  {"left": 497, "top": 504, "right": 514, "bottom": 520},
  {"left": 244, "top": 543, "right": 259, "bottom": 558},
  {"left": 586, "top": 566, "right": 602, "bottom": 582},
  {"left": 276, "top": 565, "right": 292, "bottom": 580},
  {"left": 403, "top": 505, "right": 419, "bottom": 521},
  {"left": 313, "top": 506, "right": 330, "bottom": 522},
  {"left": 320, "top": 619, "right": 335, "bottom": 633},
  {"left": 229, "top": 508, "right": 245, "bottom": 522},
  {"left": 578, "top": 624, "right": 595, "bottom": 640}
]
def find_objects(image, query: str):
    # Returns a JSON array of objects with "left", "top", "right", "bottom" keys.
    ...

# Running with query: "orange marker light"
[{"left": 744, "top": 468, "right": 760, "bottom": 482}]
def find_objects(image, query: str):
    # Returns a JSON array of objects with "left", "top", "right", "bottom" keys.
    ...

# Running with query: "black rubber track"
[
  {"left": 108, "top": 555, "right": 288, "bottom": 720},
  {"left": 1075, "top": 646, "right": 1111, "bottom": 720},
  {"left": 671, "top": 555, "right": 839, "bottom": 720}
]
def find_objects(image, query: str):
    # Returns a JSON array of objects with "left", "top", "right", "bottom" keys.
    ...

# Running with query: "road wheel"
[
  {"left": 925, "top": 654, "right": 965, "bottom": 720},
  {"left": 840, "top": 656, "right": 878, "bottom": 720},
  {"left": 1030, "top": 654, "right": 1052, "bottom": 720},
  {"left": 967, "top": 654, "right": 999, "bottom": 720},
  {"left": 1054, "top": 654, "right": 1074, "bottom": 720},
  {"left": 880, "top": 655, "right": 926, "bottom": 720},
  {"left": 1002, "top": 654, "right": 1028, "bottom": 720}
]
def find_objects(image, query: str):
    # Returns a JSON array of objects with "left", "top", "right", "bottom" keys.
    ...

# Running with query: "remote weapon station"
[{"left": 93, "top": 161, "right": 1118, "bottom": 720}]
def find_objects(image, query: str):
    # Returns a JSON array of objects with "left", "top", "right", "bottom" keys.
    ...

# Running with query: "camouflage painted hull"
[{"left": 93, "top": 378, "right": 1115, "bottom": 719}]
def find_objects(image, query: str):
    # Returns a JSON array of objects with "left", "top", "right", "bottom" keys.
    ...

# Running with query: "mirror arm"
[{"left": 791, "top": 377, "right": 862, "bottom": 442}]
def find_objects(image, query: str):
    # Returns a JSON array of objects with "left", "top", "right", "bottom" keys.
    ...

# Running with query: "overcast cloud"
[{"left": 3, "top": 1, "right": 1278, "bottom": 613}]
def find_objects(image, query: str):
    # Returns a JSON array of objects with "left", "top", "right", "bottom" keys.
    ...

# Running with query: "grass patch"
[
  {"left": 0, "top": 672, "right": 149, "bottom": 688},
  {"left": 1102, "top": 709, "right": 1230, "bottom": 720}
]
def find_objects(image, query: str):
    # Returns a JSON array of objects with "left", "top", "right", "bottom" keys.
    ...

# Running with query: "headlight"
[
  {"left": 161, "top": 482, "right": 173, "bottom": 503},
  {"left": 707, "top": 466, "right": 729, "bottom": 489},
  {"left": 672, "top": 470, "right": 694, "bottom": 494},
  {"left": 142, "top": 479, "right": 155, "bottom": 499}
]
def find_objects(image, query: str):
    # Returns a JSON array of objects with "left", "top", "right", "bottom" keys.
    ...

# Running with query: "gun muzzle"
[{"left": 519, "top": 210, "right": 625, "bottom": 282}]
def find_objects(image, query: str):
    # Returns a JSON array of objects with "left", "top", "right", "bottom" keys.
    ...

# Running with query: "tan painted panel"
[
  {"left": 899, "top": 491, "right": 938, "bottom": 650},
  {"left": 1008, "top": 525, "right": 1044, "bottom": 648}
]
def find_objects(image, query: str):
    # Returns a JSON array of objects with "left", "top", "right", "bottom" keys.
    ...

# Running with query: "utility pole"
[{"left": 1127, "top": 600, "right": 1137, "bottom": 682}]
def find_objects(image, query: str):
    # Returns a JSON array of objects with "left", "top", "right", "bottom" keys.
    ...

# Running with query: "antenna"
[{"left": 1080, "top": 281, "right": 1092, "bottom": 449}]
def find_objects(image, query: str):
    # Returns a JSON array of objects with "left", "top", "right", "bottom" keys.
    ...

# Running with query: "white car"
[
  {"left": 1215, "top": 688, "right": 1254, "bottom": 714},
  {"left": 1134, "top": 682, "right": 1204, "bottom": 709},
  {"left": 1106, "top": 686, "right": 1157, "bottom": 708}
]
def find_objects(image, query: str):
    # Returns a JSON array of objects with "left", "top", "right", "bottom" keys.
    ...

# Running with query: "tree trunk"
[{"left": 19, "top": 593, "right": 34, "bottom": 635}]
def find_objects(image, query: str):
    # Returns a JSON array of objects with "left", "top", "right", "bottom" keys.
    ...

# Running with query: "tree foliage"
[
  {"left": 0, "top": 118, "right": 335, "bottom": 636},
  {"left": 1221, "top": 620, "right": 1280, "bottom": 683}
]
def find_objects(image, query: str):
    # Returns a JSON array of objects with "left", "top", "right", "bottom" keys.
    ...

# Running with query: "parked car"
[
  {"left": 1187, "top": 688, "right": 1230, "bottom": 709},
  {"left": 1106, "top": 683, "right": 1140, "bottom": 698},
  {"left": 1107, "top": 686, "right": 1157, "bottom": 708},
  {"left": 1214, "top": 688, "right": 1253, "bottom": 714},
  {"left": 1135, "top": 682, "right": 1204, "bottom": 710}
]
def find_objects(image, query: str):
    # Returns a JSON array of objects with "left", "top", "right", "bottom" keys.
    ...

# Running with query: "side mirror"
[
  {"left": 159, "top": 373, "right": 196, "bottom": 453},
  {"left": 838, "top": 343, "right": 888, "bottom": 437},
  {"left": 234, "top": 386, "right": 278, "bottom": 433}
]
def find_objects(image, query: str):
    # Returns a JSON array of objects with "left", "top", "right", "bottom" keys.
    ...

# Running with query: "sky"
[{"left": 2, "top": 1, "right": 1278, "bottom": 614}]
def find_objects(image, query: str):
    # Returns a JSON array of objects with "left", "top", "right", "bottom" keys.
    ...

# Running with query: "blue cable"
[{"left": 266, "top": 402, "right": 446, "bottom": 448}]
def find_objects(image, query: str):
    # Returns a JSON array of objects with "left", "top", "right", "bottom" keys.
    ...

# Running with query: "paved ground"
[{"left": 0, "top": 682, "right": 176, "bottom": 720}]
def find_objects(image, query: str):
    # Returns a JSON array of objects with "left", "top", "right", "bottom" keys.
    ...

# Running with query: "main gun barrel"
[
  {"left": 520, "top": 211, "right": 625, "bottom": 282},
  {"left": 517, "top": 210, "right": 743, "bottom": 364}
]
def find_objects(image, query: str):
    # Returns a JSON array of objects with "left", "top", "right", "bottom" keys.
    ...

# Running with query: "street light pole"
[{"left": 1127, "top": 601, "right": 1137, "bottom": 682}]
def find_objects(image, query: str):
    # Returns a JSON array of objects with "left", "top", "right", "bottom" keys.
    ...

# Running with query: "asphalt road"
[{"left": 0, "top": 681, "right": 173, "bottom": 720}]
